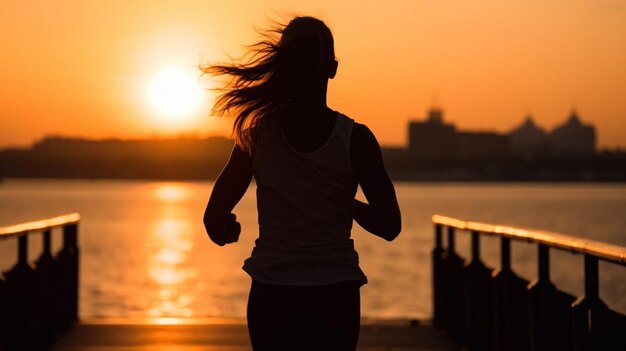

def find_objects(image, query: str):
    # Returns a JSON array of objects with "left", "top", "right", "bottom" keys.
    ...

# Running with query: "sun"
[{"left": 145, "top": 66, "right": 203, "bottom": 125}]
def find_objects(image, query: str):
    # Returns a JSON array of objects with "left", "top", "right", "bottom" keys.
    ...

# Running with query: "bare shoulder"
[
  {"left": 350, "top": 121, "right": 385, "bottom": 176},
  {"left": 351, "top": 122, "right": 381, "bottom": 152}
]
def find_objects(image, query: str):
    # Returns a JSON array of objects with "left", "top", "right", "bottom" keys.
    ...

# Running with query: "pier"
[
  {"left": 0, "top": 213, "right": 79, "bottom": 350},
  {"left": 432, "top": 215, "right": 626, "bottom": 350},
  {"left": 1, "top": 213, "right": 625, "bottom": 350}
]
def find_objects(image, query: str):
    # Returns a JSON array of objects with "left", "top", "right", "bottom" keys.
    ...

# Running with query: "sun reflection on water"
[
  {"left": 147, "top": 215, "right": 197, "bottom": 318},
  {"left": 154, "top": 183, "right": 189, "bottom": 202}
]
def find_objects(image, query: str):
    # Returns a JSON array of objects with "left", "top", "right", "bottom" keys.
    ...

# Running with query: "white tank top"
[{"left": 242, "top": 112, "right": 367, "bottom": 286}]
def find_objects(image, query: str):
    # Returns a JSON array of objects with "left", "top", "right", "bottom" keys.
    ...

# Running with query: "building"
[
  {"left": 385, "top": 107, "right": 598, "bottom": 168},
  {"left": 408, "top": 108, "right": 508, "bottom": 162},
  {"left": 509, "top": 116, "right": 549, "bottom": 160},
  {"left": 455, "top": 131, "right": 509, "bottom": 161},
  {"left": 549, "top": 110, "right": 596, "bottom": 158},
  {"left": 408, "top": 109, "right": 456, "bottom": 161}
]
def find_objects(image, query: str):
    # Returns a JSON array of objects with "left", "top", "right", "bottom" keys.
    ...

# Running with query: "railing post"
[
  {"left": 17, "top": 235, "right": 28, "bottom": 267},
  {"left": 447, "top": 226, "right": 455, "bottom": 253},
  {"left": 492, "top": 236, "right": 531, "bottom": 351},
  {"left": 471, "top": 231, "right": 480, "bottom": 263},
  {"left": 433, "top": 223, "right": 445, "bottom": 328},
  {"left": 583, "top": 255, "right": 599, "bottom": 303},
  {"left": 2, "top": 233, "right": 36, "bottom": 350},
  {"left": 501, "top": 237, "right": 511, "bottom": 273},
  {"left": 528, "top": 244, "right": 576, "bottom": 351},
  {"left": 494, "top": 237, "right": 511, "bottom": 351},
  {"left": 537, "top": 244, "right": 549, "bottom": 282},
  {"left": 436, "top": 224, "right": 443, "bottom": 249},
  {"left": 464, "top": 231, "right": 494, "bottom": 351},
  {"left": 65, "top": 223, "right": 79, "bottom": 323},
  {"left": 443, "top": 226, "right": 466, "bottom": 343},
  {"left": 42, "top": 229, "right": 52, "bottom": 259},
  {"left": 581, "top": 253, "right": 600, "bottom": 345},
  {"left": 572, "top": 254, "right": 604, "bottom": 351},
  {"left": 58, "top": 223, "right": 80, "bottom": 329},
  {"left": 33, "top": 229, "right": 57, "bottom": 347}
]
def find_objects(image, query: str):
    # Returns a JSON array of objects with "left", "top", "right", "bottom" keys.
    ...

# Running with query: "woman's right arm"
[
  {"left": 351, "top": 123, "right": 401, "bottom": 241},
  {"left": 203, "top": 145, "right": 253, "bottom": 246}
]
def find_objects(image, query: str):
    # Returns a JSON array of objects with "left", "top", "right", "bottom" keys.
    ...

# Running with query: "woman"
[{"left": 202, "top": 16, "right": 401, "bottom": 351}]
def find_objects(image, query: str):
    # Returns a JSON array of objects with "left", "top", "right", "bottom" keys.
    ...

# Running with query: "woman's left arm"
[{"left": 203, "top": 145, "right": 253, "bottom": 246}]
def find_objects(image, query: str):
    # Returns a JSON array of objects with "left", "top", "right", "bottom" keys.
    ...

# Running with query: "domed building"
[
  {"left": 509, "top": 115, "right": 549, "bottom": 160},
  {"left": 549, "top": 110, "right": 596, "bottom": 158}
]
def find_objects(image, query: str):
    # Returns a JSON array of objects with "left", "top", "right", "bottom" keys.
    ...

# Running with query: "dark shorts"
[{"left": 247, "top": 279, "right": 361, "bottom": 351}]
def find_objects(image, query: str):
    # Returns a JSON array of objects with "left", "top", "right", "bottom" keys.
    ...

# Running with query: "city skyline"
[
  {"left": 3, "top": 110, "right": 622, "bottom": 182},
  {"left": 2, "top": 1, "right": 625, "bottom": 148},
  {"left": 0, "top": 106, "right": 612, "bottom": 151}
]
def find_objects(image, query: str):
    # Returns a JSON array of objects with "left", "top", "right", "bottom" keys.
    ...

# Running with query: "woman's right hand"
[
  {"left": 217, "top": 213, "right": 241, "bottom": 246},
  {"left": 203, "top": 145, "right": 252, "bottom": 246}
]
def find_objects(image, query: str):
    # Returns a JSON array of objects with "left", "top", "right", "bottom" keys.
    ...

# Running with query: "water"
[{"left": 0, "top": 179, "right": 625, "bottom": 319}]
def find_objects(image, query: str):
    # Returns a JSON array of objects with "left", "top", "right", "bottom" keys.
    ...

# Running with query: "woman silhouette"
[{"left": 202, "top": 16, "right": 401, "bottom": 351}]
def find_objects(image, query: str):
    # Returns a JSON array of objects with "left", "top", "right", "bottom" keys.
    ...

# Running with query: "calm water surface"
[{"left": 0, "top": 179, "right": 625, "bottom": 319}]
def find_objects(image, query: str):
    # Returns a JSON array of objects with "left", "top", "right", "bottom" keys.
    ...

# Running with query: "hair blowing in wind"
[{"left": 201, "top": 17, "right": 335, "bottom": 153}]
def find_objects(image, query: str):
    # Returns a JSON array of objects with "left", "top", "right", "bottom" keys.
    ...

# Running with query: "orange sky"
[{"left": 1, "top": 0, "right": 625, "bottom": 148}]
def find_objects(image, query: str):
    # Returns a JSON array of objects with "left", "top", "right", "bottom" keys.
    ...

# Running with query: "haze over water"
[{"left": 1, "top": 179, "right": 624, "bottom": 320}]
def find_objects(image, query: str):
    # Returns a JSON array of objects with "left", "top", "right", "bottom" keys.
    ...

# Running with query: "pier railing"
[
  {"left": 0, "top": 213, "right": 80, "bottom": 351},
  {"left": 432, "top": 215, "right": 626, "bottom": 351}
]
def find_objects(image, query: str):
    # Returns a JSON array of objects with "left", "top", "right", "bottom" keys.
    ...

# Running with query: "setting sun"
[{"left": 145, "top": 66, "right": 203, "bottom": 125}]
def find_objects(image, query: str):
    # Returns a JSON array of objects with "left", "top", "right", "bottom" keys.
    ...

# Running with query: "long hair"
[{"left": 201, "top": 17, "right": 335, "bottom": 153}]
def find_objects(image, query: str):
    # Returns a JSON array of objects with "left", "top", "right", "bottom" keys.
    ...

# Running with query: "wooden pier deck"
[{"left": 50, "top": 318, "right": 458, "bottom": 351}]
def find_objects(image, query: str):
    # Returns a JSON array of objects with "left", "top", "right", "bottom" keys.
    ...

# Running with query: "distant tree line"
[{"left": 0, "top": 136, "right": 234, "bottom": 180}]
